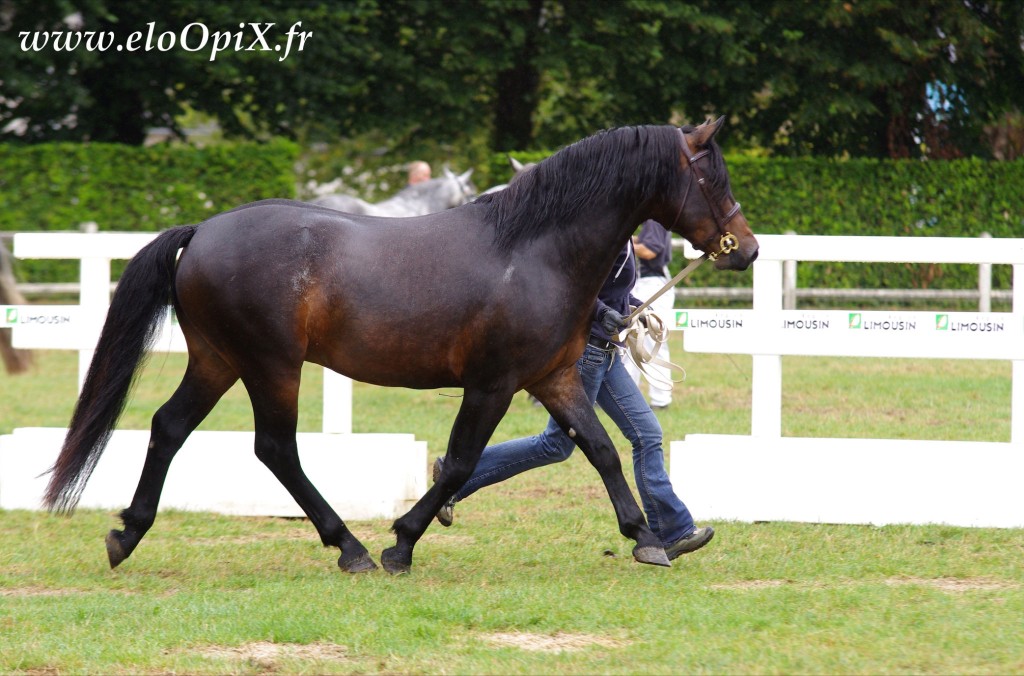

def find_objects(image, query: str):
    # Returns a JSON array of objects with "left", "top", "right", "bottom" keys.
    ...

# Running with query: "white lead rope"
[
  {"left": 616, "top": 253, "right": 710, "bottom": 387},
  {"left": 624, "top": 253, "right": 709, "bottom": 324},
  {"left": 619, "top": 306, "right": 687, "bottom": 387}
]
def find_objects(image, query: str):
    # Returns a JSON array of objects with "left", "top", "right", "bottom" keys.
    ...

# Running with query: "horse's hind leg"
[
  {"left": 243, "top": 367, "right": 376, "bottom": 573},
  {"left": 106, "top": 354, "right": 238, "bottom": 568},
  {"left": 382, "top": 387, "right": 514, "bottom": 574},
  {"left": 529, "top": 367, "right": 670, "bottom": 567}
]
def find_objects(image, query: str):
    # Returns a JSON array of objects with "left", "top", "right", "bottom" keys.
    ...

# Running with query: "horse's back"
[
  {"left": 173, "top": 200, "right": 529, "bottom": 385},
  {"left": 174, "top": 199, "right": 577, "bottom": 389}
]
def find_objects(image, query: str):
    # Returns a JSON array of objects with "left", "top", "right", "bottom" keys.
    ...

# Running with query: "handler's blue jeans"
[{"left": 453, "top": 342, "right": 696, "bottom": 545}]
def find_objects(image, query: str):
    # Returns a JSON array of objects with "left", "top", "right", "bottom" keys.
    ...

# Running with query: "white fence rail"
[
  {"left": 1, "top": 231, "right": 426, "bottom": 517},
  {"left": 9, "top": 231, "right": 355, "bottom": 431},
  {"left": 8, "top": 231, "right": 1010, "bottom": 308},
  {"left": 669, "top": 234, "right": 1024, "bottom": 528},
  {"left": 6, "top": 230, "right": 1024, "bottom": 527},
  {"left": 671, "top": 232, "right": 1011, "bottom": 310}
]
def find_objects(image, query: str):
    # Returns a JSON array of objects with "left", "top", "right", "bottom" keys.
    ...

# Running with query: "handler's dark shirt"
[
  {"left": 637, "top": 219, "right": 672, "bottom": 278},
  {"left": 591, "top": 243, "right": 643, "bottom": 344}
]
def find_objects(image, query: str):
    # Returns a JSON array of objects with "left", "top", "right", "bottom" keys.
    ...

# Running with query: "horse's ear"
[
  {"left": 509, "top": 156, "right": 524, "bottom": 172},
  {"left": 458, "top": 168, "right": 474, "bottom": 182},
  {"left": 443, "top": 167, "right": 456, "bottom": 179},
  {"left": 686, "top": 116, "right": 726, "bottom": 148}
]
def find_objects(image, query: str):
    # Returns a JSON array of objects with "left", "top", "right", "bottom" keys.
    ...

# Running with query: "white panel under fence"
[
  {"left": 669, "top": 234, "right": 1024, "bottom": 528},
  {"left": 0, "top": 429, "right": 426, "bottom": 520},
  {"left": 672, "top": 436, "right": 1024, "bottom": 528},
  {"left": 2, "top": 230, "right": 426, "bottom": 518}
]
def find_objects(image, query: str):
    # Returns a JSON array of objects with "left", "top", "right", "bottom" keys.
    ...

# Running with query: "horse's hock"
[{"left": 0, "top": 231, "right": 427, "bottom": 518}]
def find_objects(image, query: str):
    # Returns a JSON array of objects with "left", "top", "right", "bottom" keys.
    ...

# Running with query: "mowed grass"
[{"left": 1, "top": 336, "right": 1022, "bottom": 674}]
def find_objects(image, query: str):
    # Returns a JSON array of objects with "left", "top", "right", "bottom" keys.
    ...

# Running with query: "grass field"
[{"left": 1, "top": 338, "right": 1022, "bottom": 674}]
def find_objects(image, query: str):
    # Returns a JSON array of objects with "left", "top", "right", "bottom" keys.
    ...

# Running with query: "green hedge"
[
  {"left": 0, "top": 140, "right": 298, "bottom": 283},
  {"left": 727, "top": 156, "right": 1024, "bottom": 293},
  {"left": 489, "top": 151, "right": 1024, "bottom": 294},
  {"left": 0, "top": 140, "right": 298, "bottom": 233},
  {"left": 2, "top": 139, "right": 1021, "bottom": 295}
]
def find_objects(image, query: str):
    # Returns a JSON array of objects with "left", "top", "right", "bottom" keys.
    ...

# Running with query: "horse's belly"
[{"left": 312, "top": 347, "right": 460, "bottom": 390}]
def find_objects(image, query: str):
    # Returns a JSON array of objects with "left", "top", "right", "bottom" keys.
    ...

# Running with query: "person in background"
[
  {"left": 407, "top": 160, "right": 431, "bottom": 185},
  {"left": 626, "top": 219, "right": 675, "bottom": 409},
  {"left": 432, "top": 241, "right": 714, "bottom": 562}
]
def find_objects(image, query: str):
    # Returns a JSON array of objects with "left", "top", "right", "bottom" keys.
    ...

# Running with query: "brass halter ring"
[{"left": 707, "top": 232, "right": 739, "bottom": 261}]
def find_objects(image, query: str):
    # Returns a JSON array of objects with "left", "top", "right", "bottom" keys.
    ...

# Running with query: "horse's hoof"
[
  {"left": 339, "top": 551, "right": 378, "bottom": 574},
  {"left": 105, "top": 530, "right": 128, "bottom": 569},
  {"left": 380, "top": 547, "right": 411, "bottom": 575},
  {"left": 633, "top": 545, "right": 671, "bottom": 567}
]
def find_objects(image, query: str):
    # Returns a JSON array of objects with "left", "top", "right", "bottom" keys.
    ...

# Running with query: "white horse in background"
[
  {"left": 479, "top": 156, "right": 536, "bottom": 196},
  {"left": 313, "top": 168, "right": 476, "bottom": 216}
]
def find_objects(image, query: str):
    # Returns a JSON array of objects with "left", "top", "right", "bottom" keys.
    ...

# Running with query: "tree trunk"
[
  {"left": 80, "top": 68, "right": 148, "bottom": 145},
  {"left": 491, "top": 0, "right": 544, "bottom": 152}
]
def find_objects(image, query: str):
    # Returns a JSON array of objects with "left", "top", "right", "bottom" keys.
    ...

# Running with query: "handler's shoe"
[
  {"left": 432, "top": 457, "right": 456, "bottom": 527},
  {"left": 665, "top": 526, "right": 715, "bottom": 561}
]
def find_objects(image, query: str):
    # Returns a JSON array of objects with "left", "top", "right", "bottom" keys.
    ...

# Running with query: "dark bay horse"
[{"left": 44, "top": 118, "right": 758, "bottom": 574}]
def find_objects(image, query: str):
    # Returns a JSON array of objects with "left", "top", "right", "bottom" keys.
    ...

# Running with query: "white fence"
[
  {"left": 0, "top": 231, "right": 426, "bottom": 518},
  {"left": 6, "top": 230, "right": 1024, "bottom": 528},
  {"left": 669, "top": 234, "right": 1024, "bottom": 528},
  {"left": 669, "top": 231, "right": 1012, "bottom": 309}
]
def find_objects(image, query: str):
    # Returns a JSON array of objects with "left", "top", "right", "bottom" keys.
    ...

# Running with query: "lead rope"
[
  {"left": 618, "top": 231, "right": 739, "bottom": 385},
  {"left": 624, "top": 252, "right": 708, "bottom": 325},
  {"left": 616, "top": 255, "right": 708, "bottom": 387},
  {"left": 620, "top": 306, "right": 687, "bottom": 387}
]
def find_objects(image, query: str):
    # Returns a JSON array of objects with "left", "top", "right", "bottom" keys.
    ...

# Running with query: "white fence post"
[
  {"left": 751, "top": 258, "right": 783, "bottom": 438},
  {"left": 1013, "top": 262, "right": 1024, "bottom": 444},
  {"left": 322, "top": 371, "right": 353, "bottom": 434},
  {"left": 76, "top": 222, "right": 108, "bottom": 391},
  {"left": 979, "top": 232, "right": 992, "bottom": 313},
  {"left": 782, "top": 230, "right": 797, "bottom": 310}
]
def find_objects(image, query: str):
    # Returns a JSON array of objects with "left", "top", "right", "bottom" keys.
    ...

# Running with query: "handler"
[
  {"left": 432, "top": 241, "right": 714, "bottom": 561},
  {"left": 626, "top": 219, "right": 675, "bottom": 408}
]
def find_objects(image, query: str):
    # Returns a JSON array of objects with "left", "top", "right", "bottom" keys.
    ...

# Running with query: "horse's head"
[
  {"left": 666, "top": 118, "right": 758, "bottom": 271},
  {"left": 441, "top": 167, "right": 478, "bottom": 207}
]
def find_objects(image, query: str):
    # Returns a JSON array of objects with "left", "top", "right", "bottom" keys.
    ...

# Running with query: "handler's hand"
[
  {"left": 629, "top": 305, "right": 648, "bottom": 328},
  {"left": 599, "top": 308, "right": 628, "bottom": 336}
]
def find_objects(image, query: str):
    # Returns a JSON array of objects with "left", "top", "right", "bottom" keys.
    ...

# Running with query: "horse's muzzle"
[{"left": 714, "top": 240, "right": 758, "bottom": 271}]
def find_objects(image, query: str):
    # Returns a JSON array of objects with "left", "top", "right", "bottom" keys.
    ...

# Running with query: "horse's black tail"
[{"left": 43, "top": 225, "right": 198, "bottom": 513}]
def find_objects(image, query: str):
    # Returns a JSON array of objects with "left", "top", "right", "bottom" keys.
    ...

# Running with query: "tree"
[
  {"left": 0, "top": 0, "right": 378, "bottom": 143},
  {"left": 2, "top": 0, "right": 1021, "bottom": 157},
  {"left": 723, "top": 0, "right": 1024, "bottom": 158}
]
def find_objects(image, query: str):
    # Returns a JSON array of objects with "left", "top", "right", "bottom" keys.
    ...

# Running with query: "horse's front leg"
[
  {"left": 530, "top": 367, "right": 670, "bottom": 567},
  {"left": 381, "top": 387, "right": 514, "bottom": 574}
]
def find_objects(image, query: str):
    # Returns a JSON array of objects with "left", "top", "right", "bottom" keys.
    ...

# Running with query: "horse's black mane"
[{"left": 478, "top": 124, "right": 731, "bottom": 252}]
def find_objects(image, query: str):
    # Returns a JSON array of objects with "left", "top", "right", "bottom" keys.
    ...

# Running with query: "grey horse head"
[
  {"left": 437, "top": 168, "right": 476, "bottom": 208},
  {"left": 480, "top": 156, "right": 536, "bottom": 196},
  {"left": 312, "top": 168, "right": 476, "bottom": 217}
]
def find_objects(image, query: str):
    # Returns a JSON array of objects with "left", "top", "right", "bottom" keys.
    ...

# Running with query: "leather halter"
[
  {"left": 624, "top": 129, "right": 745, "bottom": 325},
  {"left": 676, "top": 128, "right": 743, "bottom": 259}
]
